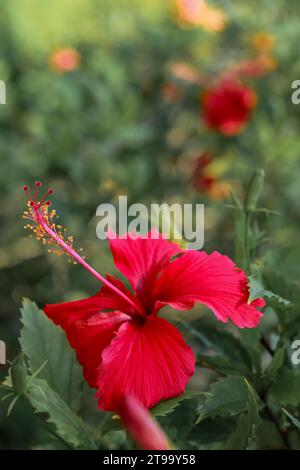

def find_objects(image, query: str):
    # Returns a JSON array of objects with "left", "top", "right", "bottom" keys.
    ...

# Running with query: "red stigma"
[{"left": 23, "top": 181, "right": 55, "bottom": 210}]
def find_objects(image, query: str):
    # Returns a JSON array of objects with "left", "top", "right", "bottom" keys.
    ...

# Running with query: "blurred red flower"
[
  {"left": 202, "top": 79, "right": 257, "bottom": 136},
  {"left": 192, "top": 152, "right": 230, "bottom": 200},
  {"left": 118, "top": 395, "right": 171, "bottom": 450},
  {"left": 233, "top": 56, "right": 277, "bottom": 79},
  {"left": 50, "top": 47, "right": 80, "bottom": 73},
  {"left": 192, "top": 152, "right": 214, "bottom": 191}
]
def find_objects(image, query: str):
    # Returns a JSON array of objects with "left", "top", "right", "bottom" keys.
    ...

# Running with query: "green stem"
[{"left": 244, "top": 211, "right": 251, "bottom": 274}]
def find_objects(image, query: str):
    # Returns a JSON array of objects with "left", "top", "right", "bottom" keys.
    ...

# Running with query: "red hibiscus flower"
[
  {"left": 202, "top": 79, "right": 257, "bottom": 136},
  {"left": 23, "top": 183, "right": 265, "bottom": 412}
]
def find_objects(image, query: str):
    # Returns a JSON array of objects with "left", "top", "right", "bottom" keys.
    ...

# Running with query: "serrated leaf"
[
  {"left": 262, "top": 269, "right": 300, "bottom": 328},
  {"left": 248, "top": 278, "right": 291, "bottom": 308},
  {"left": 197, "top": 376, "right": 249, "bottom": 423},
  {"left": 151, "top": 391, "right": 207, "bottom": 418},
  {"left": 269, "top": 368, "right": 300, "bottom": 406},
  {"left": 182, "top": 321, "right": 252, "bottom": 372},
  {"left": 19, "top": 299, "right": 83, "bottom": 412},
  {"left": 26, "top": 378, "right": 96, "bottom": 449},
  {"left": 282, "top": 409, "right": 300, "bottom": 430},
  {"left": 263, "top": 290, "right": 292, "bottom": 308},
  {"left": 223, "top": 380, "right": 260, "bottom": 450}
]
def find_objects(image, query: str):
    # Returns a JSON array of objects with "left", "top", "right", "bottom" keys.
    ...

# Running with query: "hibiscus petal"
[
  {"left": 108, "top": 230, "right": 182, "bottom": 310},
  {"left": 44, "top": 301, "right": 129, "bottom": 387},
  {"left": 44, "top": 274, "right": 140, "bottom": 328},
  {"left": 153, "top": 251, "right": 264, "bottom": 328},
  {"left": 96, "top": 316, "right": 195, "bottom": 410},
  {"left": 44, "top": 279, "right": 135, "bottom": 387}
]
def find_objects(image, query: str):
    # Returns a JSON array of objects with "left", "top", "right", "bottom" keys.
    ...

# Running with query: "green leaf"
[
  {"left": 197, "top": 376, "right": 250, "bottom": 423},
  {"left": 151, "top": 391, "right": 207, "bottom": 418},
  {"left": 256, "top": 419, "right": 286, "bottom": 449},
  {"left": 262, "top": 269, "right": 300, "bottom": 328},
  {"left": 223, "top": 380, "right": 260, "bottom": 450},
  {"left": 269, "top": 368, "right": 300, "bottom": 406},
  {"left": 197, "top": 354, "right": 249, "bottom": 376},
  {"left": 19, "top": 299, "right": 83, "bottom": 412},
  {"left": 263, "top": 290, "right": 292, "bottom": 309},
  {"left": 182, "top": 321, "right": 252, "bottom": 372},
  {"left": 263, "top": 347, "right": 285, "bottom": 386},
  {"left": 239, "top": 327, "right": 262, "bottom": 374},
  {"left": 248, "top": 276, "right": 292, "bottom": 308},
  {"left": 26, "top": 378, "right": 96, "bottom": 449},
  {"left": 282, "top": 409, "right": 300, "bottom": 430},
  {"left": 248, "top": 277, "right": 291, "bottom": 308},
  {"left": 248, "top": 277, "right": 265, "bottom": 303},
  {"left": 189, "top": 417, "right": 236, "bottom": 446},
  {"left": 98, "top": 413, "right": 123, "bottom": 437}
]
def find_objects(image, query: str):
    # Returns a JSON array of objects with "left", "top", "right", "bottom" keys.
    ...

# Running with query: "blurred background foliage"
[{"left": 1, "top": 0, "right": 300, "bottom": 449}]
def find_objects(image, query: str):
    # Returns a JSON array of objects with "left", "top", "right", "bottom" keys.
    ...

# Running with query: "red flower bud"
[{"left": 118, "top": 395, "right": 172, "bottom": 450}]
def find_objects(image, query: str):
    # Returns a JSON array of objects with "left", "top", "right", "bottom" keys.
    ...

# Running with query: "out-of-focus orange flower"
[
  {"left": 175, "top": 0, "right": 226, "bottom": 32},
  {"left": 49, "top": 47, "right": 80, "bottom": 73},
  {"left": 118, "top": 395, "right": 172, "bottom": 450},
  {"left": 161, "top": 81, "right": 183, "bottom": 102},
  {"left": 168, "top": 61, "right": 201, "bottom": 84},
  {"left": 256, "top": 54, "right": 277, "bottom": 72},
  {"left": 202, "top": 79, "right": 257, "bottom": 136},
  {"left": 250, "top": 32, "right": 277, "bottom": 54},
  {"left": 192, "top": 152, "right": 229, "bottom": 200}
]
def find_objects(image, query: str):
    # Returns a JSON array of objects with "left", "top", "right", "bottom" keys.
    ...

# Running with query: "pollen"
[{"left": 22, "top": 182, "right": 83, "bottom": 264}]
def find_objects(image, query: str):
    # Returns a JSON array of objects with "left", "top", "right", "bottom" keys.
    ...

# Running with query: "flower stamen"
[{"left": 22, "top": 182, "right": 144, "bottom": 316}]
